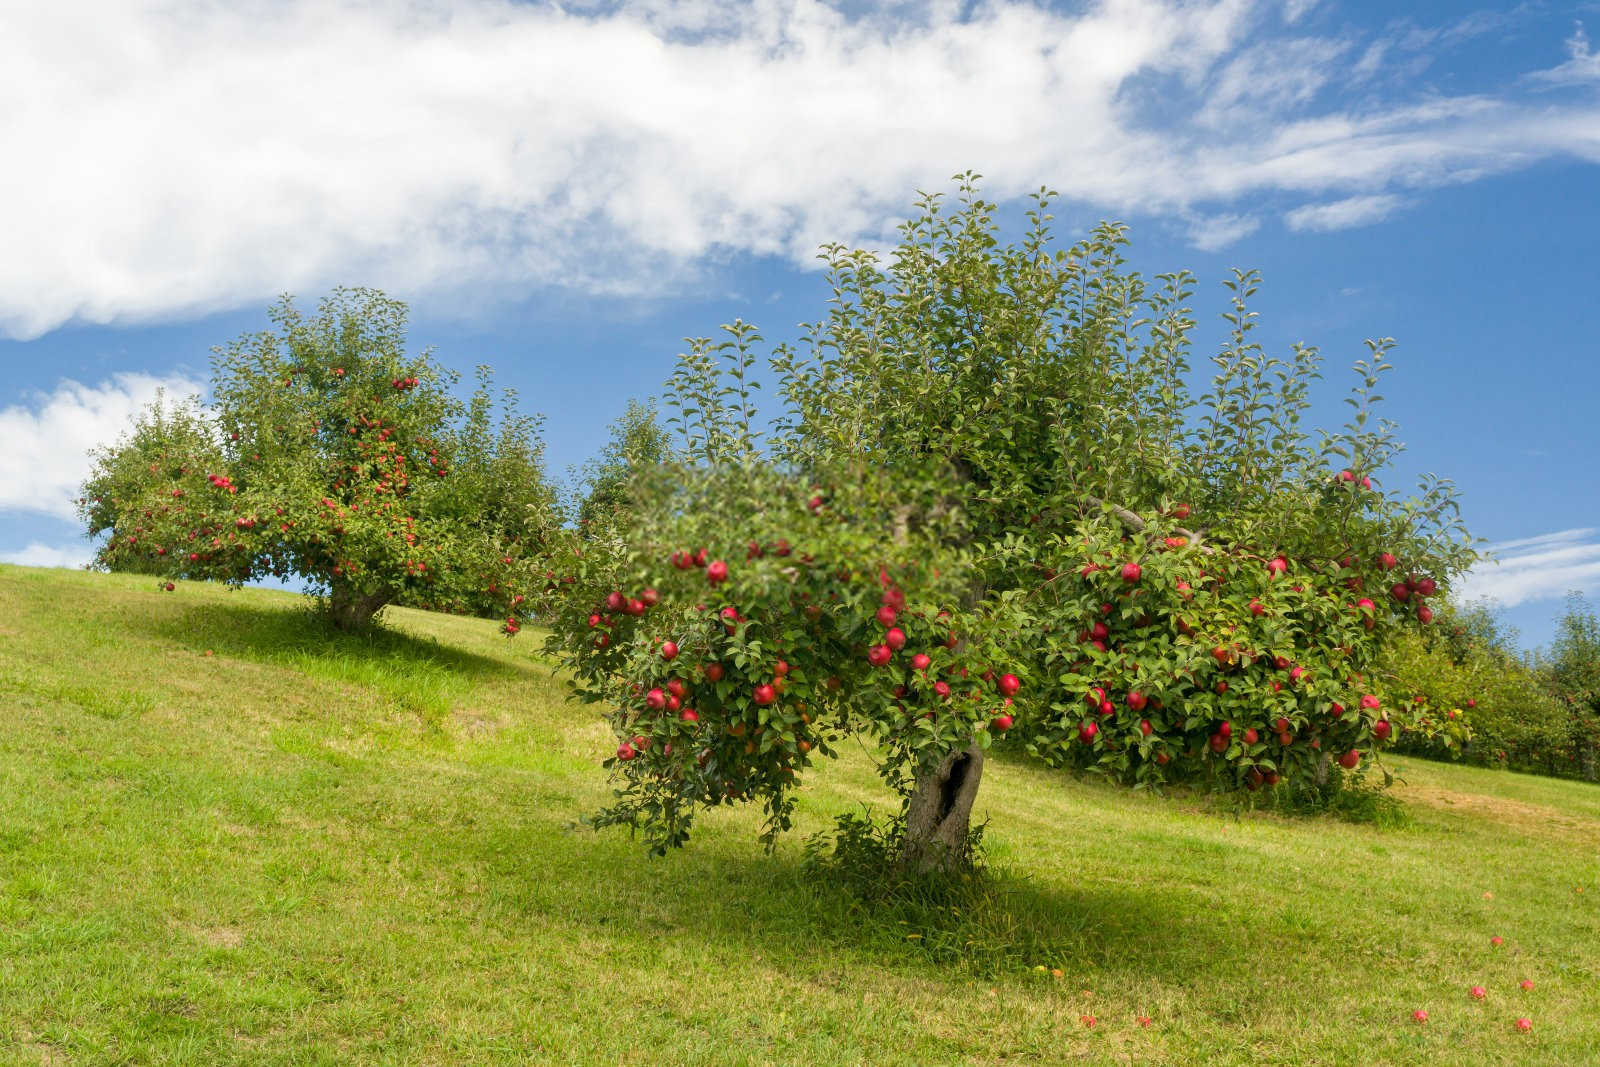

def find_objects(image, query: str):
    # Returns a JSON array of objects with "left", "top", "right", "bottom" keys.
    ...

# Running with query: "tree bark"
[
  {"left": 900, "top": 739, "right": 985, "bottom": 874},
  {"left": 1313, "top": 750, "right": 1333, "bottom": 789},
  {"left": 327, "top": 582, "right": 392, "bottom": 631}
]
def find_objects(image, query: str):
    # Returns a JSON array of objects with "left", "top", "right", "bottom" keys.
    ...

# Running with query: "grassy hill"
[{"left": 2, "top": 565, "right": 1597, "bottom": 1065}]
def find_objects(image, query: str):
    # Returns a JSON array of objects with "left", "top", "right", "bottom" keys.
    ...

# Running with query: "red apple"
[
  {"left": 645, "top": 688, "right": 667, "bottom": 711},
  {"left": 1267, "top": 556, "right": 1288, "bottom": 577},
  {"left": 911, "top": 653, "right": 931, "bottom": 671},
  {"left": 885, "top": 627, "right": 907, "bottom": 651},
  {"left": 1121, "top": 562, "right": 1142, "bottom": 583},
  {"left": 1377, "top": 552, "right": 1398, "bottom": 570},
  {"left": 661, "top": 640, "right": 679, "bottom": 660},
  {"left": 1338, "top": 749, "right": 1361, "bottom": 769},
  {"left": 992, "top": 714, "right": 1013, "bottom": 732},
  {"left": 1360, "top": 694, "right": 1380, "bottom": 710},
  {"left": 666, "top": 679, "right": 687, "bottom": 700},
  {"left": 1373, "top": 720, "right": 1392, "bottom": 741},
  {"left": 605, "top": 591, "right": 625, "bottom": 612},
  {"left": 1139, "top": 719, "right": 1152, "bottom": 735},
  {"left": 704, "top": 662, "right": 725, "bottom": 682},
  {"left": 706, "top": 560, "right": 729, "bottom": 585},
  {"left": 1126, "top": 690, "right": 1147, "bottom": 711},
  {"left": 997, "top": 673, "right": 1021, "bottom": 697},
  {"left": 1079, "top": 722, "right": 1099, "bottom": 743},
  {"left": 876, "top": 604, "right": 898, "bottom": 627},
  {"left": 867, "top": 644, "right": 892, "bottom": 667},
  {"left": 753, "top": 685, "right": 776, "bottom": 706},
  {"left": 1243, "top": 728, "right": 1259, "bottom": 745},
  {"left": 679, "top": 708, "right": 699, "bottom": 724},
  {"left": 616, "top": 743, "right": 637, "bottom": 761}
]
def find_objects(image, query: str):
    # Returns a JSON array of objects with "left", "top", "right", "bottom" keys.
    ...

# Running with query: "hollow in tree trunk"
[
  {"left": 327, "top": 581, "right": 392, "bottom": 631},
  {"left": 900, "top": 739, "right": 985, "bottom": 874}
]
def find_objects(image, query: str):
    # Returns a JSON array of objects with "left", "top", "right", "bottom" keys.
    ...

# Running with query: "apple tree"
[
  {"left": 546, "top": 176, "right": 1477, "bottom": 871},
  {"left": 81, "top": 288, "right": 562, "bottom": 631}
]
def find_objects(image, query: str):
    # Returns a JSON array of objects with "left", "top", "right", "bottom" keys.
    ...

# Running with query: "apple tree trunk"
[
  {"left": 900, "top": 739, "right": 985, "bottom": 874},
  {"left": 327, "top": 582, "right": 392, "bottom": 631}
]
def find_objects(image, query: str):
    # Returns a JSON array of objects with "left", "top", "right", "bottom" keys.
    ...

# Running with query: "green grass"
[{"left": 2, "top": 565, "right": 1597, "bottom": 1065}]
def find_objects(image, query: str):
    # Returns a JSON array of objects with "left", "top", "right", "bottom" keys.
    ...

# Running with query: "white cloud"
[
  {"left": 1285, "top": 193, "right": 1405, "bottom": 232},
  {"left": 0, "top": 0, "right": 1598, "bottom": 338},
  {"left": 1457, "top": 528, "right": 1600, "bottom": 608},
  {"left": 1187, "top": 212, "right": 1261, "bottom": 250},
  {"left": 1531, "top": 22, "right": 1600, "bottom": 85},
  {"left": 0, "top": 541, "right": 93, "bottom": 569},
  {"left": 0, "top": 373, "right": 206, "bottom": 520}
]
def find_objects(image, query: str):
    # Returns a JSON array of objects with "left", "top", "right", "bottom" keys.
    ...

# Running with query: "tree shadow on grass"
[
  {"left": 395, "top": 794, "right": 1226, "bottom": 985},
  {"left": 126, "top": 597, "right": 530, "bottom": 700}
]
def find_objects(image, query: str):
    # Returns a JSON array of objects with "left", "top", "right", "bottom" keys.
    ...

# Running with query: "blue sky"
[{"left": 2, "top": 0, "right": 1597, "bottom": 650}]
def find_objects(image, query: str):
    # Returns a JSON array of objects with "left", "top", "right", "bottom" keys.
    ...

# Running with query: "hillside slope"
[{"left": 2, "top": 565, "right": 1597, "bottom": 1065}]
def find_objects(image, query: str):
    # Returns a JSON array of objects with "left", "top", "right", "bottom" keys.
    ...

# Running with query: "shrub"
[{"left": 1384, "top": 600, "right": 1576, "bottom": 776}]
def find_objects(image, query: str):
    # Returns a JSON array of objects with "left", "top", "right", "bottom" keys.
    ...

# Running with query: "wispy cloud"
[
  {"left": 1458, "top": 528, "right": 1600, "bottom": 608},
  {"left": 1285, "top": 193, "right": 1405, "bottom": 232},
  {"left": 0, "top": 1, "right": 1597, "bottom": 338},
  {"left": 1531, "top": 22, "right": 1600, "bottom": 85},
  {"left": 1187, "top": 212, "right": 1262, "bottom": 251},
  {"left": 0, "top": 373, "right": 206, "bottom": 520},
  {"left": 0, "top": 541, "right": 92, "bottom": 569}
]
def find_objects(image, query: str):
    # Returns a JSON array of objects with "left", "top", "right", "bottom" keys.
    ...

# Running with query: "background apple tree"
[
  {"left": 81, "top": 288, "right": 561, "bottom": 631},
  {"left": 545, "top": 175, "right": 1478, "bottom": 872}
]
